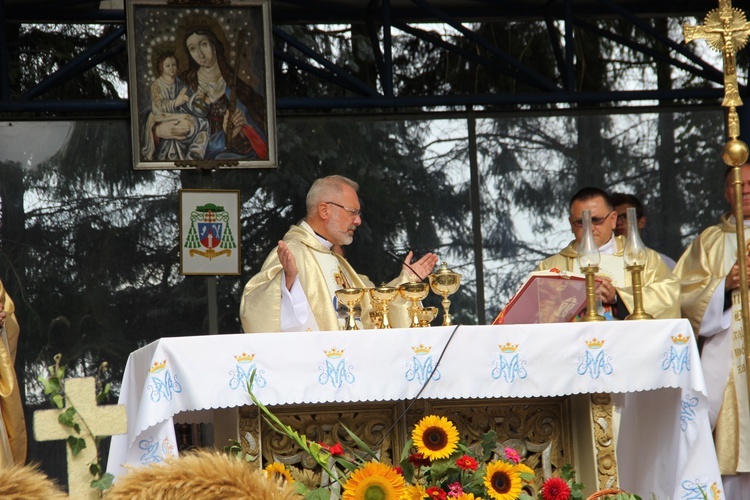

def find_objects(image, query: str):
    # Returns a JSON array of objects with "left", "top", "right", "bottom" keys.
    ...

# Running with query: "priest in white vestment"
[
  {"left": 0, "top": 279, "right": 27, "bottom": 468},
  {"left": 537, "top": 187, "right": 680, "bottom": 320},
  {"left": 674, "top": 164, "right": 750, "bottom": 499},
  {"left": 240, "top": 175, "right": 438, "bottom": 333}
]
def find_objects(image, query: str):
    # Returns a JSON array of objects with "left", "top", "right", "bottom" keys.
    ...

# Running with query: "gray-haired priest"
[
  {"left": 240, "top": 175, "right": 438, "bottom": 333},
  {"left": 674, "top": 164, "right": 750, "bottom": 499}
]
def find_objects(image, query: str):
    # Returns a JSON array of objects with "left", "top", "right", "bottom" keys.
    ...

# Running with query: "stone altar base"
[{"left": 228, "top": 394, "right": 617, "bottom": 497}]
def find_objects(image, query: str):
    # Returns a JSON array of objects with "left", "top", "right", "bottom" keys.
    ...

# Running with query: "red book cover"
[{"left": 493, "top": 269, "right": 589, "bottom": 325}]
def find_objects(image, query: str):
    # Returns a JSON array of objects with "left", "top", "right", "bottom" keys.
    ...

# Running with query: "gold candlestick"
[
  {"left": 623, "top": 207, "right": 653, "bottom": 320},
  {"left": 580, "top": 265, "right": 606, "bottom": 322},
  {"left": 625, "top": 264, "right": 652, "bottom": 320},
  {"left": 578, "top": 209, "right": 605, "bottom": 322}
]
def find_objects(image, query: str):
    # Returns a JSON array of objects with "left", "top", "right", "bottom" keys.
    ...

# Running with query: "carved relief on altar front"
[
  {"left": 591, "top": 393, "right": 618, "bottom": 490},
  {"left": 240, "top": 401, "right": 401, "bottom": 487}
]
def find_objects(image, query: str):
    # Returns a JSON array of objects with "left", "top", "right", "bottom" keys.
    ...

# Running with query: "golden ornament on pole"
[{"left": 684, "top": 0, "right": 750, "bottom": 397}]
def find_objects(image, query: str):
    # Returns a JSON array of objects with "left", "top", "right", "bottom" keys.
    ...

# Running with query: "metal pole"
[
  {"left": 207, "top": 276, "right": 218, "bottom": 334},
  {"left": 467, "top": 107, "right": 486, "bottom": 324}
]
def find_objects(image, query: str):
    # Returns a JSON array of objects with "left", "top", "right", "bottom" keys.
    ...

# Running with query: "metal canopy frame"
[{"left": 0, "top": 0, "right": 737, "bottom": 116}]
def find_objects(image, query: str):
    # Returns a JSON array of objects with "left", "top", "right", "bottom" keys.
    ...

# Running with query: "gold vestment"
[
  {"left": 674, "top": 213, "right": 750, "bottom": 474},
  {"left": 240, "top": 224, "right": 411, "bottom": 333},
  {"left": 0, "top": 279, "right": 27, "bottom": 467},
  {"left": 536, "top": 235, "right": 681, "bottom": 319}
]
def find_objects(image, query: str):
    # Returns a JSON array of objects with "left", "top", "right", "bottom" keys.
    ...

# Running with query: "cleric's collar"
[{"left": 300, "top": 221, "right": 333, "bottom": 250}]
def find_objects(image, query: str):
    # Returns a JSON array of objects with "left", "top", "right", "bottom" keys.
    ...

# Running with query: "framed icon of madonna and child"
[{"left": 126, "top": 0, "right": 277, "bottom": 170}]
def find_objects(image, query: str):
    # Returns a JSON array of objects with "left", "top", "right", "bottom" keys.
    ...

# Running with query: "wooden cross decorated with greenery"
[{"left": 34, "top": 362, "right": 126, "bottom": 499}]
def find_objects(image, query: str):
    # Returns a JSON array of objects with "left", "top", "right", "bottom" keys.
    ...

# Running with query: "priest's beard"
[{"left": 326, "top": 210, "right": 356, "bottom": 246}]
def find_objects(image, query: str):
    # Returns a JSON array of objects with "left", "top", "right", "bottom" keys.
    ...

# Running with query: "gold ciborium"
[
  {"left": 398, "top": 281, "right": 429, "bottom": 328},
  {"left": 429, "top": 262, "right": 461, "bottom": 326},
  {"left": 417, "top": 306, "right": 438, "bottom": 327},
  {"left": 334, "top": 288, "right": 365, "bottom": 330},
  {"left": 369, "top": 285, "right": 398, "bottom": 329}
]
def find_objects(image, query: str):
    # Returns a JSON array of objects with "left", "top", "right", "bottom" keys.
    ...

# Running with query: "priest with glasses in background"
[{"left": 536, "top": 187, "right": 680, "bottom": 319}]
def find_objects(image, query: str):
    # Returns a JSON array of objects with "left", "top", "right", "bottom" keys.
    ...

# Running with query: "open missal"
[{"left": 493, "top": 269, "right": 590, "bottom": 324}]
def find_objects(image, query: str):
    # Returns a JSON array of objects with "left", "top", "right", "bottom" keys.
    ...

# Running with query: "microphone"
[{"left": 386, "top": 250, "right": 423, "bottom": 281}]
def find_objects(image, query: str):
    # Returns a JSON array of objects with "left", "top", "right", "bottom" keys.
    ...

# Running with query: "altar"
[{"left": 107, "top": 319, "right": 723, "bottom": 499}]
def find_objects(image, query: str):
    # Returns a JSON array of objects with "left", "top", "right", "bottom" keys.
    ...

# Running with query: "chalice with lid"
[{"left": 429, "top": 262, "right": 461, "bottom": 326}]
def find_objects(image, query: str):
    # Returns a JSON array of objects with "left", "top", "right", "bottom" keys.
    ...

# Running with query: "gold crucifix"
[
  {"left": 685, "top": 0, "right": 750, "bottom": 419},
  {"left": 684, "top": 0, "right": 749, "bottom": 114},
  {"left": 684, "top": 0, "right": 750, "bottom": 140}
]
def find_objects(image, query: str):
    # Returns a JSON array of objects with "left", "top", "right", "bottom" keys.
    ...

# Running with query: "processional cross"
[
  {"left": 34, "top": 377, "right": 127, "bottom": 499},
  {"left": 684, "top": 0, "right": 750, "bottom": 389}
]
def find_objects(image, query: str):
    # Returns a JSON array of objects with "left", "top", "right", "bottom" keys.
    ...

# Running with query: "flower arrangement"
[
  {"left": 250, "top": 385, "right": 536, "bottom": 500},
  {"left": 248, "top": 374, "right": 641, "bottom": 500}
]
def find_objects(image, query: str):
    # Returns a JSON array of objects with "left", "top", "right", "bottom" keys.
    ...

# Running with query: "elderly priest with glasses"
[
  {"left": 240, "top": 175, "right": 439, "bottom": 333},
  {"left": 536, "top": 187, "right": 680, "bottom": 320}
]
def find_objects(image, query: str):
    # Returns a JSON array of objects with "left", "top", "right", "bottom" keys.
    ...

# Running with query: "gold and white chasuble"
[
  {"left": 536, "top": 235, "right": 681, "bottom": 320},
  {"left": 675, "top": 214, "right": 750, "bottom": 475},
  {"left": 241, "top": 222, "right": 412, "bottom": 333},
  {"left": 0, "top": 279, "right": 26, "bottom": 468}
]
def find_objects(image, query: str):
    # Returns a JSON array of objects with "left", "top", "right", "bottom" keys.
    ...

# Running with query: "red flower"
[
  {"left": 426, "top": 486, "right": 447, "bottom": 499},
  {"left": 328, "top": 442, "right": 344, "bottom": 456},
  {"left": 408, "top": 452, "right": 431, "bottom": 467},
  {"left": 394, "top": 466, "right": 404, "bottom": 475},
  {"left": 318, "top": 442, "right": 345, "bottom": 456},
  {"left": 455, "top": 455, "right": 479, "bottom": 471},
  {"left": 541, "top": 477, "right": 572, "bottom": 500}
]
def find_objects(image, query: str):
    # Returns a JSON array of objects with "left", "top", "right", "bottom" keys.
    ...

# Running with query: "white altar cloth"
[{"left": 107, "top": 320, "right": 723, "bottom": 499}]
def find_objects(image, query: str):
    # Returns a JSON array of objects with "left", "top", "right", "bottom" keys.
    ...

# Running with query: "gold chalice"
[
  {"left": 417, "top": 306, "right": 438, "bottom": 327},
  {"left": 334, "top": 288, "right": 365, "bottom": 330},
  {"left": 369, "top": 285, "right": 398, "bottom": 329},
  {"left": 429, "top": 262, "right": 461, "bottom": 326},
  {"left": 398, "top": 281, "right": 429, "bottom": 328}
]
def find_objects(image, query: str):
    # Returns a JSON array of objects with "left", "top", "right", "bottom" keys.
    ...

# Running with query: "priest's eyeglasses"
[
  {"left": 570, "top": 211, "right": 614, "bottom": 228},
  {"left": 325, "top": 201, "right": 362, "bottom": 218}
]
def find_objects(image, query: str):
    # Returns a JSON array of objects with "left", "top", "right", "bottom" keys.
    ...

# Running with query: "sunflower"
[
  {"left": 514, "top": 463, "right": 535, "bottom": 482},
  {"left": 263, "top": 462, "right": 294, "bottom": 484},
  {"left": 343, "top": 461, "right": 407, "bottom": 500},
  {"left": 483, "top": 460, "right": 522, "bottom": 500},
  {"left": 411, "top": 415, "right": 460, "bottom": 460},
  {"left": 400, "top": 484, "right": 428, "bottom": 500}
]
